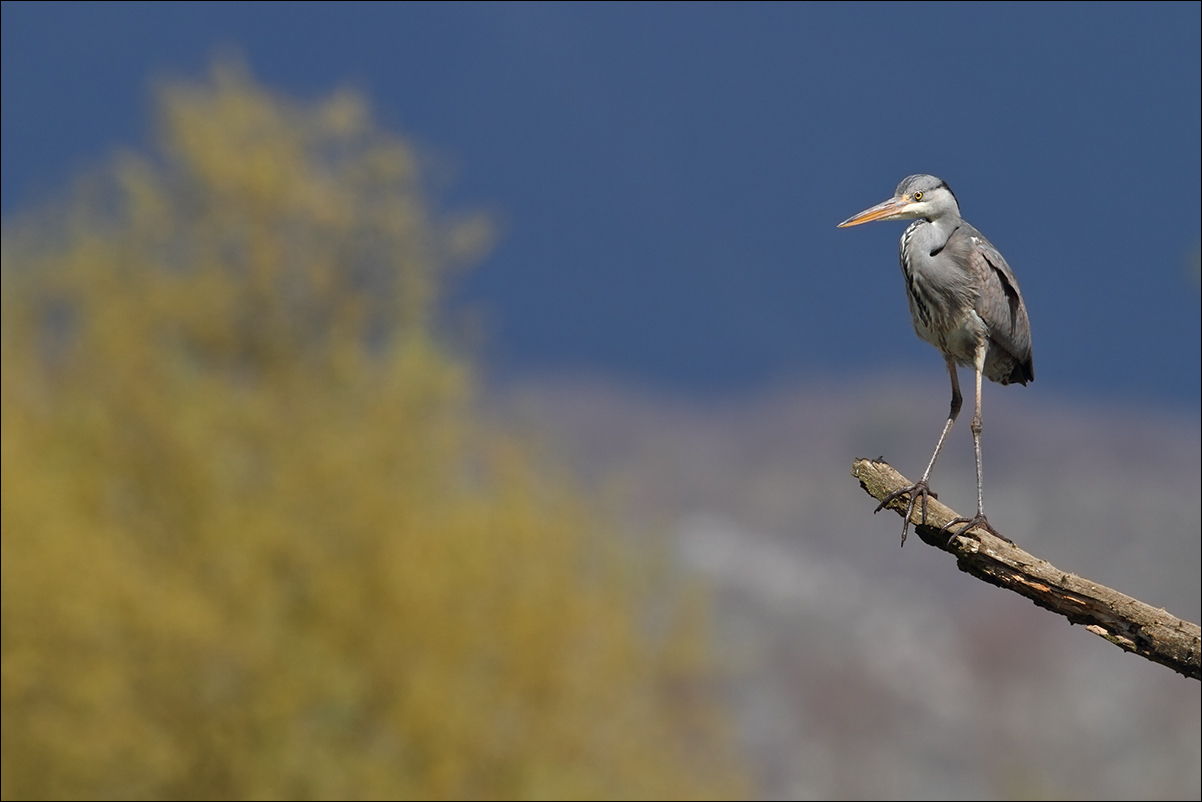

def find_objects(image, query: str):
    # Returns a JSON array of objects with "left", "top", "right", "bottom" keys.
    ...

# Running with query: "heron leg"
[
  {"left": 942, "top": 352, "right": 1012, "bottom": 543},
  {"left": 875, "top": 357, "right": 960, "bottom": 545}
]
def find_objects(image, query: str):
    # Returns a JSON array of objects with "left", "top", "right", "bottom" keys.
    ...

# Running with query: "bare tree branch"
[{"left": 851, "top": 457, "right": 1201, "bottom": 681}]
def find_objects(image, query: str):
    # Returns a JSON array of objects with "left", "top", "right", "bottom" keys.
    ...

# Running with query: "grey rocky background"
[{"left": 498, "top": 375, "right": 1201, "bottom": 800}]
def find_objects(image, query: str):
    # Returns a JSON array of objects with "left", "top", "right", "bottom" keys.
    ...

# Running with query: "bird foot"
[
  {"left": 941, "top": 513, "right": 1013, "bottom": 544},
  {"left": 874, "top": 480, "right": 937, "bottom": 547}
]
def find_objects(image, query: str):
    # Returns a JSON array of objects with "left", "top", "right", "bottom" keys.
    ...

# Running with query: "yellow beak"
[{"left": 837, "top": 196, "right": 912, "bottom": 228}]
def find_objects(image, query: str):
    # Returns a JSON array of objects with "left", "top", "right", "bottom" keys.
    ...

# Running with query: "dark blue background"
[{"left": 4, "top": 2, "right": 1199, "bottom": 410}]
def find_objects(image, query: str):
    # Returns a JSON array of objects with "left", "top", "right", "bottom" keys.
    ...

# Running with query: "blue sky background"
[{"left": 3, "top": 1, "right": 1199, "bottom": 411}]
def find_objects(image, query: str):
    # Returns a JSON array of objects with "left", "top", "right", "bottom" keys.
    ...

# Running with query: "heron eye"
[{"left": 914, "top": 191, "right": 924, "bottom": 201}]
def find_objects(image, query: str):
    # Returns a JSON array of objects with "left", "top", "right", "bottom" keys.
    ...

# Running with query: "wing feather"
[{"left": 965, "top": 228, "right": 1034, "bottom": 385}]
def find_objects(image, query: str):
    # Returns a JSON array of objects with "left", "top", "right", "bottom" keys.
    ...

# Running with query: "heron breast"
[{"left": 910, "top": 296, "right": 986, "bottom": 367}]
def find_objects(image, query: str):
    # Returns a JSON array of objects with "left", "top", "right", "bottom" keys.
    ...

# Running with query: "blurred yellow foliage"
[{"left": 1, "top": 63, "right": 745, "bottom": 800}]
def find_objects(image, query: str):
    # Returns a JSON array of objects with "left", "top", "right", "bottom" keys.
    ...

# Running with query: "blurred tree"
[{"left": 0, "top": 62, "right": 745, "bottom": 800}]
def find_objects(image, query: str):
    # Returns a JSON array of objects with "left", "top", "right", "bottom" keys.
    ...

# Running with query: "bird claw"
[
  {"left": 941, "top": 513, "right": 1012, "bottom": 544},
  {"left": 874, "top": 480, "right": 937, "bottom": 547}
]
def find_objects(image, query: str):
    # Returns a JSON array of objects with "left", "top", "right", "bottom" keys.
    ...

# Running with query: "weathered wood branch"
[{"left": 851, "top": 457, "right": 1201, "bottom": 681}]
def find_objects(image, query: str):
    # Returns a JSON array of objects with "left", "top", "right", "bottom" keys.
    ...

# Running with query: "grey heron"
[{"left": 838, "top": 175, "right": 1033, "bottom": 545}]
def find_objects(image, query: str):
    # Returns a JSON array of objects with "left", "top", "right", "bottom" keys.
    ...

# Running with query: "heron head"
[{"left": 838, "top": 174, "right": 960, "bottom": 227}]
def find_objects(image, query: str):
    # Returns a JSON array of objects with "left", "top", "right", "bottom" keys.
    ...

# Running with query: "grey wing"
[{"left": 968, "top": 233, "right": 1034, "bottom": 385}]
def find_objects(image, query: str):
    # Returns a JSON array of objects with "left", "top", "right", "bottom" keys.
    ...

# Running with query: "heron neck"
[
  {"left": 922, "top": 212, "right": 958, "bottom": 231},
  {"left": 903, "top": 217, "right": 959, "bottom": 263}
]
